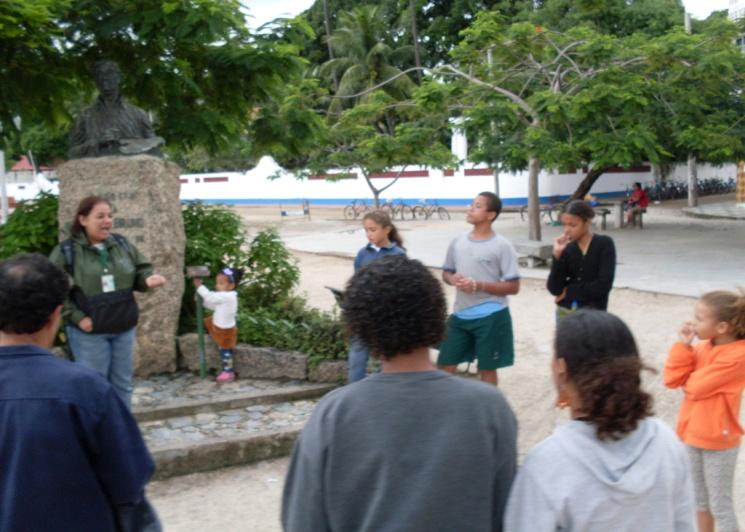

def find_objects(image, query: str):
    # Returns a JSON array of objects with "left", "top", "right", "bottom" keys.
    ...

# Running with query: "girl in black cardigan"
[{"left": 547, "top": 200, "right": 616, "bottom": 319}]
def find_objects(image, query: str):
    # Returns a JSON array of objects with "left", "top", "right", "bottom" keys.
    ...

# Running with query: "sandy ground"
[{"left": 150, "top": 204, "right": 744, "bottom": 531}]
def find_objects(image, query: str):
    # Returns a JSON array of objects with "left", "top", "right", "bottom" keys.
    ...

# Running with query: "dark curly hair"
[
  {"left": 0, "top": 254, "right": 70, "bottom": 334},
  {"left": 555, "top": 309, "right": 654, "bottom": 441},
  {"left": 342, "top": 256, "right": 446, "bottom": 360}
]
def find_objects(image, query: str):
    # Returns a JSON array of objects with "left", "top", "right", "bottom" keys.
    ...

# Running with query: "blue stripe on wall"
[{"left": 182, "top": 190, "right": 625, "bottom": 207}]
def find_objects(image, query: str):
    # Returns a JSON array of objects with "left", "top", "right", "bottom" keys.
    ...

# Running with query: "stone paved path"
[
  {"left": 140, "top": 400, "right": 316, "bottom": 448},
  {"left": 132, "top": 373, "right": 312, "bottom": 410}
]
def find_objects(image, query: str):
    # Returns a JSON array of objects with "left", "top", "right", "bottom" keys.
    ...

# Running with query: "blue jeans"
[
  {"left": 66, "top": 326, "right": 136, "bottom": 408},
  {"left": 347, "top": 337, "right": 370, "bottom": 383},
  {"left": 219, "top": 348, "right": 234, "bottom": 372}
]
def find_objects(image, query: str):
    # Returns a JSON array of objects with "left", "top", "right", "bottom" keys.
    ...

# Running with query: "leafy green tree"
[
  {"left": 0, "top": 1, "right": 75, "bottom": 137},
  {"left": 1, "top": 0, "right": 308, "bottom": 162},
  {"left": 442, "top": 14, "right": 658, "bottom": 240},
  {"left": 305, "top": 90, "right": 454, "bottom": 207},
  {"left": 644, "top": 21, "right": 745, "bottom": 201},
  {"left": 300, "top": 0, "right": 527, "bottom": 69},
  {"left": 320, "top": 6, "right": 416, "bottom": 115},
  {"left": 530, "top": 0, "right": 684, "bottom": 37}
]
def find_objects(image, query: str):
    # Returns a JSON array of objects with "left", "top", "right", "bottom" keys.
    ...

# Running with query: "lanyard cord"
[{"left": 99, "top": 246, "right": 109, "bottom": 272}]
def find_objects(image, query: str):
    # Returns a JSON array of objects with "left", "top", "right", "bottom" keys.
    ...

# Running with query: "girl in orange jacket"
[{"left": 664, "top": 290, "right": 745, "bottom": 532}]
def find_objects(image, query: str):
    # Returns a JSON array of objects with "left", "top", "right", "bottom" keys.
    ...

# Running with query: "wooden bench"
[
  {"left": 595, "top": 207, "right": 611, "bottom": 230},
  {"left": 514, "top": 240, "right": 554, "bottom": 268},
  {"left": 280, "top": 199, "right": 311, "bottom": 221},
  {"left": 629, "top": 207, "right": 647, "bottom": 229}
]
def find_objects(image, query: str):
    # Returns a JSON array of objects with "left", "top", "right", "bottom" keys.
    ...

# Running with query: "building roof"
[{"left": 10, "top": 155, "right": 52, "bottom": 172}]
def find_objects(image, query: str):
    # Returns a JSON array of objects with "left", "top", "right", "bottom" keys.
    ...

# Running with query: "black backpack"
[{"left": 61, "top": 234, "right": 139, "bottom": 334}]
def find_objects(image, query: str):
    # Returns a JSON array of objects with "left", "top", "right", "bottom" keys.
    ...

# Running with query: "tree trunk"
[
  {"left": 737, "top": 160, "right": 745, "bottom": 206},
  {"left": 571, "top": 166, "right": 609, "bottom": 200},
  {"left": 493, "top": 167, "right": 500, "bottom": 197},
  {"left": 322, "top": 0, "right": 338, "bottom": 90},
  {"left": 0, "top": 149, "right": 9, "bottom": 225},
  {"left": 362, "top": 171, "right": 381, "bottom": 208},
  {"left": 410, "top": 0, "right": 422, "bottom": 83},
  {"left": 687, "top": 154, "right": 698, "bottom": 207},
  {"left": 651, "top": 163, "right": 662, "bottom": 186},
  {"left": 527, "top": 156, "right": 541, "bottom": 242},
  {"left": 27, "top": 150, "right": 37, "bottom": 176}
]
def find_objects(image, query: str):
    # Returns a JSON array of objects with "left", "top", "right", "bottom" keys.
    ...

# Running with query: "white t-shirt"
[
  {"left": 442, "top": 231, "right": 520, "bottom": 313},
  {"left": 196, "top": 285, "right": 237, "bottom": 328}
]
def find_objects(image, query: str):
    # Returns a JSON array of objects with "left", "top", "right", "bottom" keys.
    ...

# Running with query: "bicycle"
[
  {"left": 343, "top": 199, "right": 370, "bottom": 220},
  {"left": 391, "top": 199, "right": 413, "bottom": 220},
  {"left": 519, "top": 201, "right": 560, "bottom": 223},
  {"left": 412, "top": 199, "right": 451, "bottom": 220}
]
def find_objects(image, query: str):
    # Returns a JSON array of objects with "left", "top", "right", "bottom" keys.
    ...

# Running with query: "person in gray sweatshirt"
[
  {"left": 282, "top": 256, "right": 517, "bottom": 532},
  {"left": 504, "top": 310, "right": 696, "bottom": 532}
]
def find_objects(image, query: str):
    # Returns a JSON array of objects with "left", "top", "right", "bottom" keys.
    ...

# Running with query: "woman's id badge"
[{"left": 101, "top": 274, "right": 116, "bottom": 292}]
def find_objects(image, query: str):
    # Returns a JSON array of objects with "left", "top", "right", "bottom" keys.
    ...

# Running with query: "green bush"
[
  {"left": 0, "top": 195, "right": 345, "bottom": 366},
  {"left": 180, "top": 201, "right": 252, "bottom": 333},
  {"left": 237, "top": 296, "right": 347, "bottom": 368},
  {"left": 0, "top": 191, "right": 59, "bottom": 259},
  {"left": 241, "top": 228, "right": 300, "bottom": 310}
]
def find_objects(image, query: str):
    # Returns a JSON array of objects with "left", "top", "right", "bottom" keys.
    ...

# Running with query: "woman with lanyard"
[
  {"left": 50, "top": 195, "right": 166, "bottom": 408},
  {"left": 547, "top": 199, "right": 616, "bottom": 320}
]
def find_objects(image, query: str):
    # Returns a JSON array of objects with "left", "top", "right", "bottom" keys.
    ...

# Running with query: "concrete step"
[
  {"left": 132, "top": 373, "right": 335, "bottom": 479},
  {"left": 143, "top": 399, "right": 317, "bottom": 479},
  {"left": 134, "top": 384, "right": 333, "bottom": 422}
]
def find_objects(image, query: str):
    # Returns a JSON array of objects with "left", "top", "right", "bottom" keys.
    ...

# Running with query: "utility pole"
[
  {"left": 1, "top": 150, "right": 9, "bottom": 225},
  {"left": 684, "top": 12, "right": 699, "bottom": 207}
]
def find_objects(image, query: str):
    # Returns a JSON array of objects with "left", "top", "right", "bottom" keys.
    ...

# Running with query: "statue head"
[{"left": 91, "top": 60, "right": 122, "bottom": 97}]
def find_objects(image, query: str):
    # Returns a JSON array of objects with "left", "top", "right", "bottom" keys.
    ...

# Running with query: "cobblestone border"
[{"left": 177, "top": 333, "right": 347, "bottom": 383}]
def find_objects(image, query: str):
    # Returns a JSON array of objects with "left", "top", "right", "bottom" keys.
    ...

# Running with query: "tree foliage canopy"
[{"left": 1, "top": 0, "right": 309, "bottom": 162}]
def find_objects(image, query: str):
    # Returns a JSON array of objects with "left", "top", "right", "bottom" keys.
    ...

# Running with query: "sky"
[{"left": 246, "top": 0, "right": 732, "bottom": 28}]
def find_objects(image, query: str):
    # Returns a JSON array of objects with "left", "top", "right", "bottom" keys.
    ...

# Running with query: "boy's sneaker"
[{"left": 216, "top": 371, "right": 235, "bottom": 383}]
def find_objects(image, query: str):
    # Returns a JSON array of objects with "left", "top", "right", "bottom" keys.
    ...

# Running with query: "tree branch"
[{"left": 378, "top": 165, "right": 408, "bottom": 194}]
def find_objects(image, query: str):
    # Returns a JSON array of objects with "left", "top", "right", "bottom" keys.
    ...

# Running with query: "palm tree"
[{"left": 320, "top": 6, "right": 415, "bottom": 119}]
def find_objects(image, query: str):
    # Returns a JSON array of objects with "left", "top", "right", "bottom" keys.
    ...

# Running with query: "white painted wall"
[
  {"left": 666, "top": 162, "right": 736, "bottom": 181},
  {"left": 180, "top": 156, "right": 655, "bottom": 205}
]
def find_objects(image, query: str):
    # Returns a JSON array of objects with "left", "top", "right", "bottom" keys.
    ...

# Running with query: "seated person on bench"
[{"left": 624, "top": 182, "right": 649, "bottom": 225}]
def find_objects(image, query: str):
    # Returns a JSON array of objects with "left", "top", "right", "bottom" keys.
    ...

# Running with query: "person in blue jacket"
[
  {"left": 0, "top": 254, "right": 155, "bottom": 531},
  {"left": 348, "top": 210, "right": 405, "bottom": 382}
]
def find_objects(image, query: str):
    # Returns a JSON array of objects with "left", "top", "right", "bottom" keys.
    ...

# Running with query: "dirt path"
[{"left": 150, "top": 249, "right": 744, "bottom": 531}]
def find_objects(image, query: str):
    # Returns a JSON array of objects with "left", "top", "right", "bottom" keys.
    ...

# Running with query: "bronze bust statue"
[{"left": 69, "top": 60, "right": 165, "bottom": 159}]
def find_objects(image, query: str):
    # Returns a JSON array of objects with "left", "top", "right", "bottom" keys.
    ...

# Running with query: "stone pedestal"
[
  {"left": 57, "top": 155, "right": 185, "bottom": 375},
  {"left": 737, "top": 161, "right": 745, "bottom": 207}
]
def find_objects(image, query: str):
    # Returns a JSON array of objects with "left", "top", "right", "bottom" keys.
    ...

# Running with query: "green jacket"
[{"left": 49, "top": 233, "right": 153, "bottom": 325}]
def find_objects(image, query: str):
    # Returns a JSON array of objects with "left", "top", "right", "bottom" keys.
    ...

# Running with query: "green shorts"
[{"left": 437, "top": 307, "right": 515, "bottom": 370}]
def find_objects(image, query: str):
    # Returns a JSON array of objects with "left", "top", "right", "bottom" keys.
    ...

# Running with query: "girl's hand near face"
[
  {"left": 678, "top": 321, "right": 696, "bottom": 345},
  {"left": 553, "top": 233, "right": 570, "bottom": 259}
]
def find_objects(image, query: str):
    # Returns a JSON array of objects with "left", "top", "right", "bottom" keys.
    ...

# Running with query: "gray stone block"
[
  {"left": 57, "top": 155, "right": 185, "bottom": 375},
  {"left": 308, "top": 360, "right": 347, "bottom": 383},
  {"left": 177, "top": 333, "right": 221, "bottom": 372},
  {"left": 234, "top": 345, "right": 308, "bottom": 380}
]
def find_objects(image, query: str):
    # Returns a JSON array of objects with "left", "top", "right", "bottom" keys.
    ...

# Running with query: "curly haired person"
[
  {"left": 505, "top": 310, "right": 696, "bottom": 531},
  {"left": 282, "top": 256, "right": 517, "bottom": 532}
]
